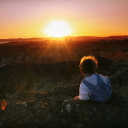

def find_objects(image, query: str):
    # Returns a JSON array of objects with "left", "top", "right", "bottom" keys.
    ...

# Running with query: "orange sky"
[{"left": 0, "top": 0, "right": 128, "bottom": 39}]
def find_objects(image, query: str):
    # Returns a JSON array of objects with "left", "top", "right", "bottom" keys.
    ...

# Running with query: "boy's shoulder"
[
  {"left": 82, "top": 73, "right": 109, "bottom": 85},
  {"left": 95, "top": 73, "right": 109, "bottom": 79},
  {"left": 95, "top": 73, "right": 110, "bottom": 84},
  {"left": 81, "top": 74, "right": 97, "bottom": 86}
]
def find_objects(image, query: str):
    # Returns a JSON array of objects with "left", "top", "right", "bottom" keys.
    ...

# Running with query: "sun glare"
[{"left": 43, "top": 21, "right": 72, "bottom": 37}]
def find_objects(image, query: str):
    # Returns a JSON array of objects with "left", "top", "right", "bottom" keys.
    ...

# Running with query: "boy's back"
[{"left": 82, "top": 74, "right": 112, "bottom": 103}]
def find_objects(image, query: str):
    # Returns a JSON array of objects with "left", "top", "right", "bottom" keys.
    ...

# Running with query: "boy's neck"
[{"left": 83, "top": 73, "right": 92, "bottom": 77}]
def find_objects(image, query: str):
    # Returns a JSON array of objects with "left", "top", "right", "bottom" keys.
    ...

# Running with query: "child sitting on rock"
[{"left": 74, "top": 56, "right": 112, "bottom": 103}]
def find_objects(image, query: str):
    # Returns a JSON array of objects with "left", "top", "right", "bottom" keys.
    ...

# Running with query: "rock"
[
  {"left": 59, "top": 93, "right": 128, "bottom": 128},
  {"left": 0, "top": 84, "right": 128, "bottom": 128},
  {"left": 96, "top": 56, "right": 114, "bottom": 71}
]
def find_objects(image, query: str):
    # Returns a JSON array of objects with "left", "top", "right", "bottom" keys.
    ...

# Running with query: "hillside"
[
  {"left": 0, "top": 39, "right": 128, "bottom": 127},
  {"left": 0, "top": 39, "right": 128, "bottom": 65}
]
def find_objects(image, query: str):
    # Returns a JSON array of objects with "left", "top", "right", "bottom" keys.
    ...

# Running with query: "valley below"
[{"left": 0, "top": 37, "right": 128, "bottom": 128}]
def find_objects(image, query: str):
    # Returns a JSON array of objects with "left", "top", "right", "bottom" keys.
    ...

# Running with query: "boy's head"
[{"left": 79, "top": 56, "right": 98, "bottom": 75}]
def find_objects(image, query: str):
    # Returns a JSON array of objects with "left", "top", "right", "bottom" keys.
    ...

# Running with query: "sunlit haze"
[{"left": 0, "top": 0, "right": 128, "bottom": 39}]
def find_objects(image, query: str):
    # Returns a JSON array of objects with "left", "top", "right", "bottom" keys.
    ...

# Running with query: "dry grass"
[
  {"left": 104, "top": 51, "right": 128, "bottom": 60},
  {"left": 113, "top": 85, "right": 128, "bottom": 99}
]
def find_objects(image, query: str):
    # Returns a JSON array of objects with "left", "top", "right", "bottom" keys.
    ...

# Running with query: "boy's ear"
[{"left": 80, "top": 69, "right": 84, "bottom": 74}]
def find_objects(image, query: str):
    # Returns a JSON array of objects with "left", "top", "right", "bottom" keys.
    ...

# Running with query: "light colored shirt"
[{"left": 79, "top": 74, "right": 108, "bottom": 100}]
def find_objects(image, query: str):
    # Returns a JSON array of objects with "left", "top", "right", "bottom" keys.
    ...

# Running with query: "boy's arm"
[{"left": 74, "top": 82, "right": 90, "bottom": 101}]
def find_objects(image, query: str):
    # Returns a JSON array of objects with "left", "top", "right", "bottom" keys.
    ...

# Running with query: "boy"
[{"left": 74, "top": 56, "right": 112, "bottom": 103}]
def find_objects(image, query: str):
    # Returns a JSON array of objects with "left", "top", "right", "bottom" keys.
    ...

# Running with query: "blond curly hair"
[{"left": 79, "top": 56, "right": 98, "bottom": 74}]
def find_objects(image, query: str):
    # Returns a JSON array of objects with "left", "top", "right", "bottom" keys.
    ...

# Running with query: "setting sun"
[{"left": 43, "top": 21, "right": 72, "bottom": 37}]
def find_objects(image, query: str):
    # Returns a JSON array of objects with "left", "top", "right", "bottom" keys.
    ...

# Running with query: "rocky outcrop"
[
  {"left": 0, "top": 57, "right": 128, "bottom": 127},
  {"left": 0, "top": 84, "right": 128, "bottom": 128}
]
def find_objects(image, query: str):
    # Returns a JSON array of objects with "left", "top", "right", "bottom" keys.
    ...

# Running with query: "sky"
[{"left": 0, "top": 0, "right": 128, "bottom": 39}]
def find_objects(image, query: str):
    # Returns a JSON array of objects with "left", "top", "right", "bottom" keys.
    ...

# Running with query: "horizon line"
[{"left": 0, "top": 35, "right": 128, "bottom": 40}]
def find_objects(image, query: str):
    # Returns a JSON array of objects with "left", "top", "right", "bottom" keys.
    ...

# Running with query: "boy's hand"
[{"left": 74, "top": 96, "right": 79, "bottom": 100}]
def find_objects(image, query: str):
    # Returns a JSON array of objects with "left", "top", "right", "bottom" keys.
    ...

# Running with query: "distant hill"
[
  {"left": 66, "top": 35, "right": 128, "bottom": 41},
  {"left": 1, "top": 35, "right": 128, "bottom": 42}
]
